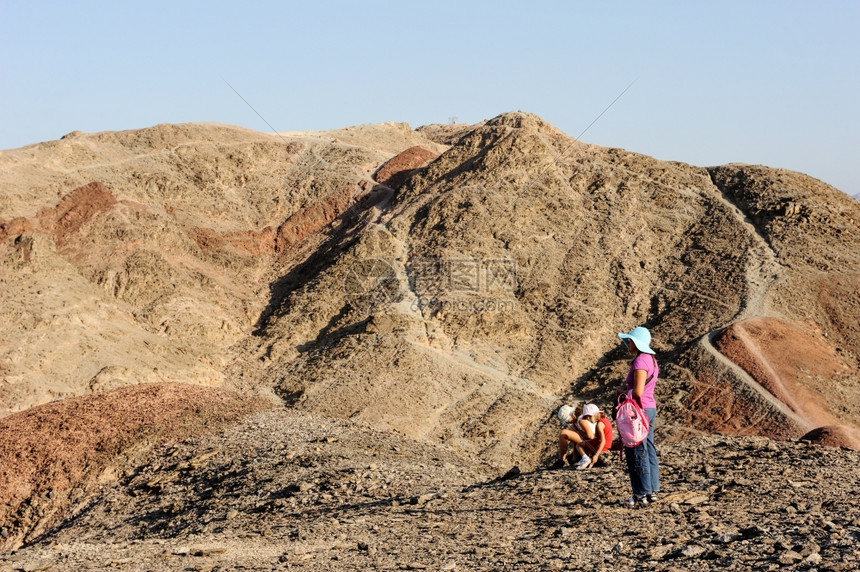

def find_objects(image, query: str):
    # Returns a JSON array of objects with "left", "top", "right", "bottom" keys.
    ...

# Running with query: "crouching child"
[{"left": 573, "top": 404, "right": 613, "bottom": 470}]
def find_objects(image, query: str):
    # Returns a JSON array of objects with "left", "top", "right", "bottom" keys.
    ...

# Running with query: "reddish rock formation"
[
  {"left": 0, "top": 383, "right": 264, "bottom": 552},
  {"left": 189, "top": 183, "right": 390, "bottom": 258},
  {"left": 223, "top": 228, "right": 277, "bottom": 255},
  {"left": 0, "top": 218, "right": 33, "bottom": 242},
  {"left": 190, "top": 227, "right": 277, "bottom": 256},
  {"left": 36, "top": 182, "right": 117, "bottom": 246},
  {"left": 189, "top": 227, "right": 228, "bottom": 251},
  {"left": 373, "top": 146, "right": 439, "bottom": 189},
  {"left": 714, "top": 317, "right": 852, "bottom": 429},
  {"left": 800, "top": 424, "right": 860, "bottom": 450},
  {"left": 274, "top": 185, "right": 376, "bottom": 254}
]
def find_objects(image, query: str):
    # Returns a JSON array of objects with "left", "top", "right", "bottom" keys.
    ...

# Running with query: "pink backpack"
[{"left": 615, "top": 393, "right": 650, "bottom": 449}]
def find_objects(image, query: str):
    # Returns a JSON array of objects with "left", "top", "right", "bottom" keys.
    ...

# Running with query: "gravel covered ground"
[{"left": 2, "top": 408, "right": 859, "bottom": 571}]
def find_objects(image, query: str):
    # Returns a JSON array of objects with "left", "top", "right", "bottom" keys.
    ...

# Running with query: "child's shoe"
[{"left": 574, "top": 455, "right": 591, "bottom": 470}]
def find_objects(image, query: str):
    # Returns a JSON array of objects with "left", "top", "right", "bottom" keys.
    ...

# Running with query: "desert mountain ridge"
[
  {"left": 2, "top": 109, "right": 859, "bottom": 455},
  {"left": 1, "top": 111, "right": 859, "bottom": 565}
]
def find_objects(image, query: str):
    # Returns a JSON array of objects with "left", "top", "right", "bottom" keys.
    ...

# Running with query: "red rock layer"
[
  {"left": 0, "top": 383, "right": 264, "bottom": 552},
  {"left": 373, "top": 146, "right": 439, "bottom": 189},
  {"left": 714, "top": 317, "right": 859, "bottom": 448}
]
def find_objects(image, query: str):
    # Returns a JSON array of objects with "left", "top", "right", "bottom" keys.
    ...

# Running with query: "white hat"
[
  {"left": 557, "top": 405, "right": 575, "bottom": 423},
  {"left": 582, "top": 403, "right": 602, "bottom": 417}
]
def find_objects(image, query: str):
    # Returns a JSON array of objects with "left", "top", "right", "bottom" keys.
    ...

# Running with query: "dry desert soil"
[{"left": 1, "top": 112, "right": 859, "bottom": 570}]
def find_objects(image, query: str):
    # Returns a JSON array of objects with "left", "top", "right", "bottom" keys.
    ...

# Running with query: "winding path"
[{"left": 694, "top": 178, "right": 817, "bottom": 433}]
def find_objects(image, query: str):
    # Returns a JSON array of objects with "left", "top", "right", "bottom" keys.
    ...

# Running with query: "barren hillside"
[
  {"left": 2, "top": 112, "right": 860, "bottom": 562},
  {"left": 230, "top": 113, "right": 860, "bottom": 465},
  {"left": 2, "top": 113, "right": 859, "bottom": 459},
  {"left": 0, "top": 121, "right": 445, "bottom": 415}
]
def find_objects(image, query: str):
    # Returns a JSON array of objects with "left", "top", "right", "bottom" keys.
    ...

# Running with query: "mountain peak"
[{"left": 1, "top": 114, "right": 859, "bottom": 561}]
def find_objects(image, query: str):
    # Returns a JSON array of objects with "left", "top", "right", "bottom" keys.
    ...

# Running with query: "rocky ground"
[
  {"left": 0, "top": 384, "right": 265, "bottom": 553},
  {"left": 1, "top": 408, "right": 858, "bottom": 571},
  {"left": 2, "top": 113, "right": 860, "bottom": 570}
]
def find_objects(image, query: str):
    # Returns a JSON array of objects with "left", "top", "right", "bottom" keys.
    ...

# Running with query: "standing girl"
[{"left": 617, "top": 326, "right": 660, "bottom": 507}]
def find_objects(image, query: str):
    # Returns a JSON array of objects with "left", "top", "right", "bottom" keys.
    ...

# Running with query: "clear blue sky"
[{"left": 2, "top": 1, "right": 858, "bottom": 196}]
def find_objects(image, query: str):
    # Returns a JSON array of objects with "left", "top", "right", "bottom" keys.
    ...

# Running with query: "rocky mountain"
[
  {"left": 0, "top": 121, "right": 445, "bottom": 415},
  {"left": 230, "top": 112, "right": 860, "bottom": 465},
  {"left": 1, "top": 112, "right": 859, "bottom": 564}
]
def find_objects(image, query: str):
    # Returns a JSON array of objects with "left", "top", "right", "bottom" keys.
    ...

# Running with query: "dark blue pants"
[{"left": 624, "top": 408, "right": 660, "bottom": 498}]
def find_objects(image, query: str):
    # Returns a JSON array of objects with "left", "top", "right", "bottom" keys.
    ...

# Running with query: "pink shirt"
[{"left": 625, "top": 353, "right": 659, "bottom": 409}]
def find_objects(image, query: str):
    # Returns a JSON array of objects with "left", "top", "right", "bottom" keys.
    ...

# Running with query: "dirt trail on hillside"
[
  {"left": 693, "top": 170, "right": 859, "bottom": 446},
  {"left": 691, "top": 175, "right": 808, "bottom": 430}
]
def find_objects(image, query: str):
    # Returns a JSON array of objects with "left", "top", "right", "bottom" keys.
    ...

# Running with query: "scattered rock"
[
  {"left": 778, "top": 550, "right": 803, "bottom": 564},
  {"left": 21, "top": 560, "right": 54, "bottom": 572},
  {"left": 1, "top": 418, "right": 857, "bottom": 571},
  {"left": 681, "top": 544, "right": 706, "bottom": 558},
  {"left": 713, "top": 533, "right": 741, "bottom": 544}
]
